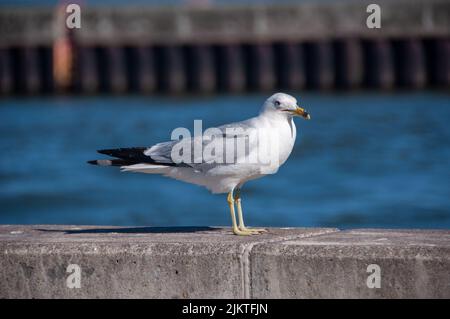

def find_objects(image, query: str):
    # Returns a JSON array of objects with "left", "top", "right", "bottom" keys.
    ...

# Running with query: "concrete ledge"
[
  {"left": 0, "top": 225, "right": 448, "bottom": 298},
  {"left": 251, "top": 229, "right": 450, "bottom": 298}
]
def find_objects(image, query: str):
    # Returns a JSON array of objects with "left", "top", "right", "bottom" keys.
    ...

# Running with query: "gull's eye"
[{"left": 274, "top": 101, "right": 281, "bottom": 106}]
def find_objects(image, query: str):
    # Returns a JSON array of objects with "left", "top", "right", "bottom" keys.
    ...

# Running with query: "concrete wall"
[
  {"left": 0, "top": 225, "right": 449, "bottom": 298},
  {"left": 1, "top": 0, "right": 449, "bottom": 94},
  {"left": 1, "top": 0, "right": 450, "bottom": 46}
]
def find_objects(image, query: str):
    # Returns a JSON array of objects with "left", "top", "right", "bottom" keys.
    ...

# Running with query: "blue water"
[{"left": 1, "top": 92, "right": 450, "bottom": 229}]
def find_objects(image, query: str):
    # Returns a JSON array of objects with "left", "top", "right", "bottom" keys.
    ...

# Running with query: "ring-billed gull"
[{"left": 88, "top": 93, "right": 310, "bottom": 235}]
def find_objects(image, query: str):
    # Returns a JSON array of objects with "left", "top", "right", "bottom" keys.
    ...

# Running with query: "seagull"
[{"left": 88, "top": 93, "right": 310, "bottom": 235}]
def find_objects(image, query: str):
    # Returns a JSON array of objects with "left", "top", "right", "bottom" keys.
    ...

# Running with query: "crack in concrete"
[{"left": 239, "top": 228, "right": 340, "bottom": 299}]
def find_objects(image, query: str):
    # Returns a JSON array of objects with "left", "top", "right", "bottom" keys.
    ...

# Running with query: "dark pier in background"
[{"left": 0, "top": 0, "right": 449, "bottom": 95}]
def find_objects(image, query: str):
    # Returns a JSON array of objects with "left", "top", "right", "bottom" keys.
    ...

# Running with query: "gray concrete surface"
[
  {"left": 0, "top": 225, "right": 448, "bottom": 298},
  {"left": 250, "top": 229, "right": 450, "bottom": 298},
  {"left": 1, "top": 0, "right": 449, "bottom": 46}
]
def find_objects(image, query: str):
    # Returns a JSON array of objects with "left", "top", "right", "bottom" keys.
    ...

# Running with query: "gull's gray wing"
[{"left": 144, "top": 119, "right": 259, "bottom": 172}]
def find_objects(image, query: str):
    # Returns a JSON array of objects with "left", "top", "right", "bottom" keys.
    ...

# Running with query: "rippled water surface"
[{"left": 1, "top": 92, "right": 449, "bottom": 229}]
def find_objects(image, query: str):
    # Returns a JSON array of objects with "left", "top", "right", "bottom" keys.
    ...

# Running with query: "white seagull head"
[{"left": 261, "top": 92, "right": 311, "bottom": 120}]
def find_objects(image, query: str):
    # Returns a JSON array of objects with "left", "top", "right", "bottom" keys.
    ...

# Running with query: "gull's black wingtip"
[
  {"left": 97, "top": 149, "right": 114, "bottom": 156},
  {"left": 87, "top": 160, "right": 98, "bottom": 165}
]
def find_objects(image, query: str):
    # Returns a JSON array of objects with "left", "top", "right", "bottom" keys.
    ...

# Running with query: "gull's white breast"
[{"left": 258, "top": 113, "right": 297, "bottom": 168}]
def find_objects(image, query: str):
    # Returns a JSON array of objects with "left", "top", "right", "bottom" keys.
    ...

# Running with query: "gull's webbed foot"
[
  {"left": 232, "top": 227, "right": 258, "bottom": 236},
  {"left": 239, "top": 226, "right": 268, "bottom": 234}
]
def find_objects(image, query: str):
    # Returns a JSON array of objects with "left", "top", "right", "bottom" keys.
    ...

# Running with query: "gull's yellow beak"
[{"left": 292, "top": 106, "right": 311, "bottom": 120}]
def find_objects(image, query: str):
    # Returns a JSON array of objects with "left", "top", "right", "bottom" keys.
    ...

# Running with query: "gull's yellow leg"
[
  {"left": 234, "top": 189, "right": 267, "bottom": 234},
  {"left": 228, "top": 191, "right": 255, "bottom": 236}
]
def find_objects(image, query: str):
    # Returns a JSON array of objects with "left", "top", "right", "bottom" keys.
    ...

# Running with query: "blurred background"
[{"left": 0, "top": 0, "right": 449, "bottom": 229}]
